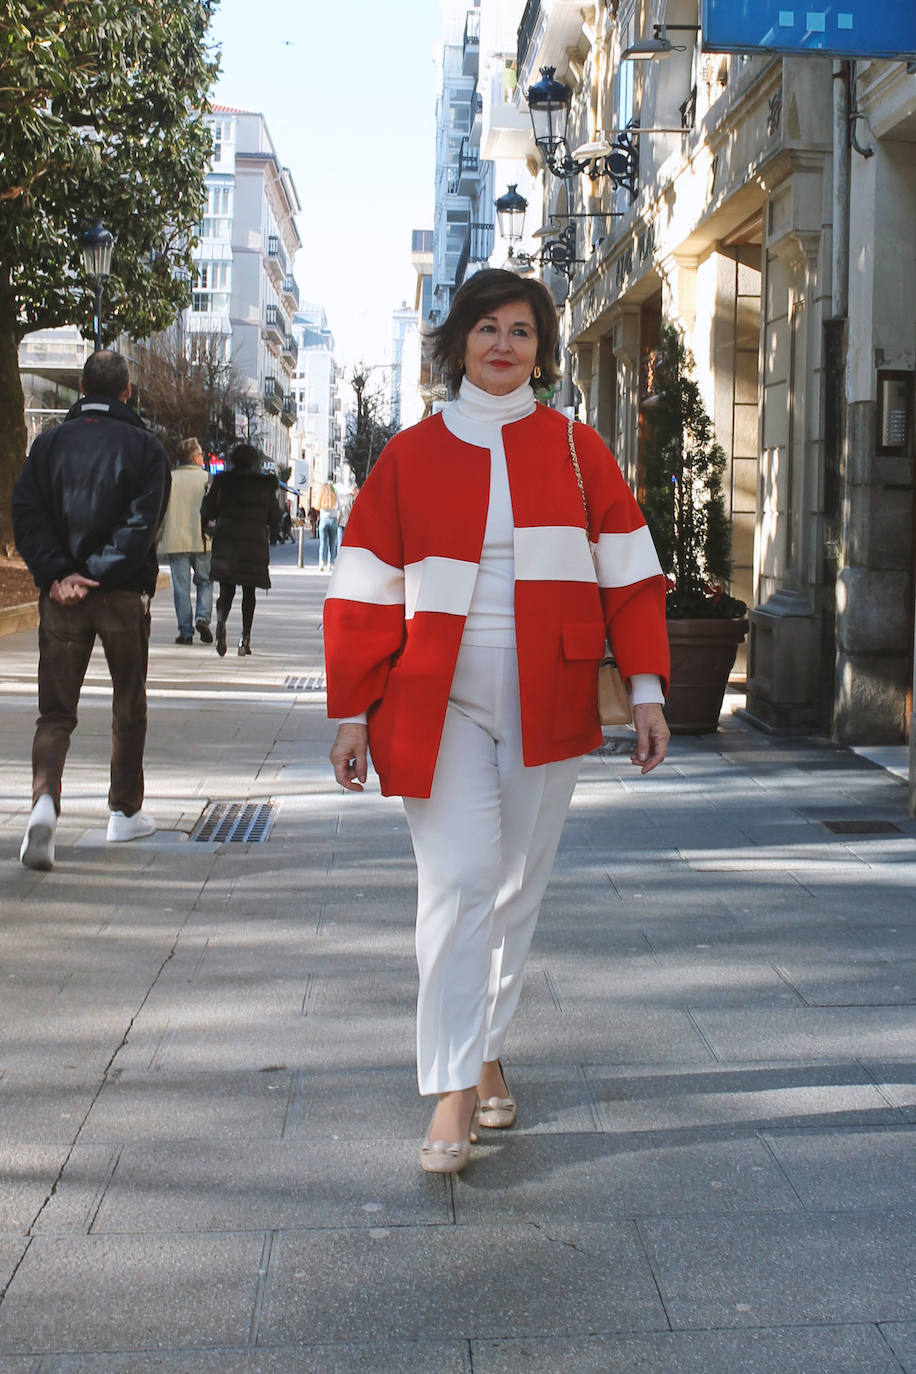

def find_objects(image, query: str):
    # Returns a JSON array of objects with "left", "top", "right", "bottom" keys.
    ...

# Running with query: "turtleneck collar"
[{"left": 450, "top": 375, "right": 537, "bottom": 426}]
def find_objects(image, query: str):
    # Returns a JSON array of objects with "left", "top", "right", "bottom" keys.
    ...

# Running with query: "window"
[{"left": 617, "top": 11, "right": 636, "bottom": 130}]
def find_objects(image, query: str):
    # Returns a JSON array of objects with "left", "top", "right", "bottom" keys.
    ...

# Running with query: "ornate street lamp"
[
  {"left": 78, "top": 220, "right": 116, "bottom": 352},
  {"left": 495, "top": 184, "right": 528, "bottom": 245},
  {"left": 526, "top": 66, "right": 639, "bottom": 198}
]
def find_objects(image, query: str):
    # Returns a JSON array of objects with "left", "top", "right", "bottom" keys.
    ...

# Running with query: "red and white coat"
[{"left": 324, "top": 403, "right": 669, "bottom": 798}]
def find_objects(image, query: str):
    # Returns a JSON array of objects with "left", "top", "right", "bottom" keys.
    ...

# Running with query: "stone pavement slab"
[
  {"left": 260, "top": 1222, "right": 668, "bottom": 1343},
  {"left": 471, "top": 1325, "right": 905, "bottom": 1373},
  {"left": 40, "top": 1342, "right": 472, "bottom": 1373},
  {"left": 639, "top": 1212, "right": 915, "bottom": 1327},
  {"left": 882, "top": 1323, "right": 916, "bottom": 1373},
  {"left": 0, "top": 1233, "right": 266, "bottom": 1355},
  {"left": 762, "top": 1125, "right": 916, "bottom": 1210}
]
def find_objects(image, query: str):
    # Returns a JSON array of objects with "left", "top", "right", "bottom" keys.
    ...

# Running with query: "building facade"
[
  {"left": 289, "top": 304, "right": 343, "bottom": 494},
  {"left": 190, "top": 107, "right": 302, "bottom": 470},
  {"left": 478, "top": 0, "right": 916, "bottom": 748},
  {"left": 432, "top": 2, "right": 498, "bottom": 320}
]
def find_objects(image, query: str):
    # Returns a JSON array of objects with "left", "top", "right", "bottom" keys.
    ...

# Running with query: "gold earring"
[
  {"left": 458, "top": 360, "right": 465, "bottom": 372},
  {"left": 533, "top": 365, "right": 542, "bottom": 379}
]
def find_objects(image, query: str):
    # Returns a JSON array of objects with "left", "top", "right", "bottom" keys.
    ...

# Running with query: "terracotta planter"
[{"left": 664, "top": 617, "right": 748, "bottom": 733}]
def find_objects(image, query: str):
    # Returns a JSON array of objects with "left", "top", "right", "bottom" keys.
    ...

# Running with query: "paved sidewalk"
[{"left": 0, "top": 536, "right": 914, "bottom": 1372}]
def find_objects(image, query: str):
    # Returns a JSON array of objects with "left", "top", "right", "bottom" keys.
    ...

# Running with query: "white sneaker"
[
  {"left": 106, "top": 809, "right": 156, "bottom": 843},
  {"left": 20, "top": 795, "right": 57, "bottom": 870}
]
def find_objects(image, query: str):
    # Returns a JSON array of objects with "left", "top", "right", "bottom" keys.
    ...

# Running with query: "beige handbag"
[{"left": 567, "top": 419, "right": 633, "bottom": 727}]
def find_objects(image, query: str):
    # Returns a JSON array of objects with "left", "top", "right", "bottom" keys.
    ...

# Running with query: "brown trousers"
[{"left": 32, "top": 590, "right": 150, "bottom": 816}]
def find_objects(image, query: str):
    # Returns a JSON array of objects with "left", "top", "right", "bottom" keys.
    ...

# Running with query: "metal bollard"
[{"left": 297, "top": 525, "right": 307, "bottom": 568}]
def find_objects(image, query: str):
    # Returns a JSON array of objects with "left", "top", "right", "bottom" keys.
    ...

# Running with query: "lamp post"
[
  {"left": 526, "top": 67, "right": 639, "bottom": 197},
  {"left": 78, "top": 220, "right": 115, "bottom": 352}
]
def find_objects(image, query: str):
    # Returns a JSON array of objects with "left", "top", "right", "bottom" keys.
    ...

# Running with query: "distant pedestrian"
[
  {"left": 336, "top": 479, "right": 357, "bottom": 531},
  {"left": 201, "top": 443, "right": 280, "bottom": 657},
  {"left": 12, "top": 349, "right": 171, "bottom": 869},
  {"left": 325, "top": 269, "right": 670, "bottom": 1173},
  {"left": 157, "top": 437, "right": 213, "bottom": 644},
  {"left": 316, "top": 481, "right": 339, "bottom": 571}
]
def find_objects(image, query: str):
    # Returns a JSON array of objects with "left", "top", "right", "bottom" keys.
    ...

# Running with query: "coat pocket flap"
[{"left": 561, "top": 622, "right": 607, "bottom": 661}]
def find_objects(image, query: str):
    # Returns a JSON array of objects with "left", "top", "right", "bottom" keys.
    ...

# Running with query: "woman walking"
[
  {"left": 200, "top": 443, "right": 280, "bottom": 657},
  {"left": 316, "top": 481, "right": 340, "bottom": 571},
  {"left": 324, "top": 270, "right": 670, "bottom": 1173}
]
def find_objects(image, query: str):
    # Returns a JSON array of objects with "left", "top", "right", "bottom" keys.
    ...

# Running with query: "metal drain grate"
[
  {"left": 822, "top": 819, "right": 902, "bottom": 835},
  {"left": 285, "top": 672, "right": 326, "bottom": 691},
  {"left": 191, "top": 801, "right": 279, "bottom": 843}
]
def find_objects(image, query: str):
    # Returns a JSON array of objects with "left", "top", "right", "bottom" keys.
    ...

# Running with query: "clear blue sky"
[{"left": 209, "top": 0, "right": 441, "bottom": 369}]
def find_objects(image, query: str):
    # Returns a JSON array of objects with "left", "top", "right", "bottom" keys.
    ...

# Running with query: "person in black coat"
[
  {"left": 200, "top": 443, "right": 280, "bottom": 656},
  {"left": 12, "top": 349, "right": 171, "bottom": 867}
]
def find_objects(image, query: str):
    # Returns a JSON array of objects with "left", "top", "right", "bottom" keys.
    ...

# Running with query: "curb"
[{"left": 0, "top": 602, "right": 38, "bottom": 639}]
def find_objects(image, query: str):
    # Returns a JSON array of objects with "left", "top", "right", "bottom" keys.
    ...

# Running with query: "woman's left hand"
[{"left": 630, "top": 703, "right": 670, "bottom": 775}]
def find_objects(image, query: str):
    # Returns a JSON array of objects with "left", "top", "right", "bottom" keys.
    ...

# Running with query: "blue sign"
[{"left": 702, "top": 0, "right": 916, "bottom": 59}]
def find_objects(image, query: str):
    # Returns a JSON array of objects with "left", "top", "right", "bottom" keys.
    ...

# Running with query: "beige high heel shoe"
[
  {"left": 476, "top": 1058, "right": 517, "bottom": 1130},
  {"left": 420, "top": 1097, "right": 479, "bottom": 1174}
]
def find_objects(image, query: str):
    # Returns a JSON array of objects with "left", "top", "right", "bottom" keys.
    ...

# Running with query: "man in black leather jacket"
[{"left": 12, "top": 350, "right": 171, "bottom": 869}]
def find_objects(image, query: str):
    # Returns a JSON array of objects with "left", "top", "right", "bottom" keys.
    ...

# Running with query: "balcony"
[
  {"left": 282, "top": 334, "right": 298, "bottom": 361},
  {"left": 463, "top": 8, "right": 480, "bottom": 75},
  {"left": 281, "top": 394, "right": 297, "bottom": 426},
  {"left": 516, "top": 0, "right": 584, "bottom": 87},
  {"left": 264, "top": 304, "right": 284, "bottom": 345},
  {"left": 454, "top": 221, "right": 495, "bottom": 287},
  {"left": 456, "top": 138, "right": 481, "bottom": 193},
  {"left": 263, "top": 376, "right": 283, "bottom": 413},
  {"left": 266, "top": 234, "right": 287, "bottom": 280},
  {"left": 282, "top": 274, "right": 299, "bottom": 308}
]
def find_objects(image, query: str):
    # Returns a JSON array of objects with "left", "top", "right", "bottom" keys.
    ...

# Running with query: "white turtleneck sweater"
[{"left": 335, "top": 377, "right": 662, "bottom": 722}]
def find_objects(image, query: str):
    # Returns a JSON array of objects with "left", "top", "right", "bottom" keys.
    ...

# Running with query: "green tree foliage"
[
  {"left": 640, "top": 323, "right": 746, "bottom": 618},
  {"left": 0, "top": 0, "right": 219, "bottom": 546},
  {"left": 343, "top": 366, "right": 399, "bottom": 487}
]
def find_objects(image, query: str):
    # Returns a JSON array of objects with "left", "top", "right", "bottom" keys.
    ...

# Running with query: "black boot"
[
  {"left": 215, "top": 618, "right": 227, "bottom": 657},
  {"left": 238, "top": 636, "right": 251, "bottom": 656}
]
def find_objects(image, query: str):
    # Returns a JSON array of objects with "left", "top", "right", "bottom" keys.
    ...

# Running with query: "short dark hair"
[
  {"left": 81, "top": 350, "right": 130, "bottom": 399},
  {"left": 229, "top": 443, "right": 261, "bottom": 471},
  {"left": 427, "top": 269, "right": 560, "bottom": 394}
]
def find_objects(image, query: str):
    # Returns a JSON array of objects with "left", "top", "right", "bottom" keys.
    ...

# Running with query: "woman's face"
[{"left": 462, "top": 299, "right": 539, "bottom": 395}]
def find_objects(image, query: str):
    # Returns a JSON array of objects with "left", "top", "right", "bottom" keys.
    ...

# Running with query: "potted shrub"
[{"left": 640, "top": 323, "right": 748, "bottom": 732}]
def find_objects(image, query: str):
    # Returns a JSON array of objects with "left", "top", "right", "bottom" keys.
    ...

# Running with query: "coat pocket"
[{"left": 561, "top": 621, "right": 606, "bottom": 661}]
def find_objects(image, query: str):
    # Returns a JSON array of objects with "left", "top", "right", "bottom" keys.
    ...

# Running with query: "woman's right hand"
[{"left": 330, "top": 723, "right": 369, "bottom": 791}]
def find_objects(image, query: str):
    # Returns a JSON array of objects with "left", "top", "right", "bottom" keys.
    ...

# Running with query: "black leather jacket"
[{"left": 12, "top": 395, "right": 171, "bottom": 596}]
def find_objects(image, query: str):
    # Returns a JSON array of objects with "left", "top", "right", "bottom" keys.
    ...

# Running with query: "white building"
[
  {"left": 189, "top": 106, "right": 302, "bottom": 469},
  {"left": 432, "top": 2, "right": 496, "bottom": 321},
  {"left": 290, "top": 304, "right": 343, "bottom": 494},
  {"left": 390, "top": 302, "right": 423, "bottom": 430}
]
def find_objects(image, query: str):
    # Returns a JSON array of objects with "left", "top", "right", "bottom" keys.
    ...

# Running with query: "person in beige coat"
[{"left": 157, "top": 438, "right": 213, "bottom": 644}]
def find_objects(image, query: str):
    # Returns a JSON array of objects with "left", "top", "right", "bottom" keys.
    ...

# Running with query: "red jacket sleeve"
[{"left": 323, "top": 441, "right": 407, "bottom": 718}]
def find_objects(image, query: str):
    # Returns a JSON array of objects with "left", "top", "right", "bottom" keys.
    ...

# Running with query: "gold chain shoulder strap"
[{"left": 567, "top": 416, "right": 590, "bottom": 533}]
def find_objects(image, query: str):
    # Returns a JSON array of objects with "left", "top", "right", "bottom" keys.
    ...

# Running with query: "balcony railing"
[
  {"left": 282, "top": 275, "right": 299, "bottom": 307},
  {"left": 266, "top": 235, "right": 287, "bottom": 276},
  {"left": 263, "top": 376, "right": 283, "bottom": 412},
  {"left": 454, "top": 221, "right": 495, "bottom": 286},
  {"left": 264, "top": 304, "right": 284, "bottom": 343},
  {"left": 282, "top": 334, "right": 297, "bottom": 358}
]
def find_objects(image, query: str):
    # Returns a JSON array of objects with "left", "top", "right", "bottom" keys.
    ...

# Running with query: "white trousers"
[{"left": 403, "top": 641, "right": 582, "bottom": 1096}]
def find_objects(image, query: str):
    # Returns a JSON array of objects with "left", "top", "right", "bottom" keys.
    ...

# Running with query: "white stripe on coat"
[
  {"left": 404, "top": 556, "right": 479, "bottom": 620},
  {"left": 514, "top": 525, "right": 596, "bottom": 583},
  {"left": 327, "top": 546, "right": 405, "bottom": 604},
  {"left": 595, "top": 525, "right": 663, "bottom": 588}
]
